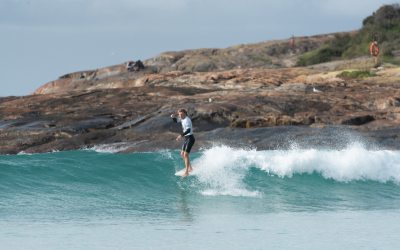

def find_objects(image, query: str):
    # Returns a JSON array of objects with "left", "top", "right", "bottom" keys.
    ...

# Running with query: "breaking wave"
[{"left": 186, "top": 143, "right": 400, "bottom": 197}]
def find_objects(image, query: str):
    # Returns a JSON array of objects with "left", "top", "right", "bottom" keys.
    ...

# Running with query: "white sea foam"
[
  {"left": 90, "top": 143, "right": 131, "bottom": 153},
  {"left": 256, "top": 143, "right": 400, "bottom": 183},
  {"left": 192, "top": 144, "right": 400, "bottom": 197},
  {"left": 192, "top": 146, "right": 261, "bottom": 197},
  {"left": 90, "top": 141, "right": 148, "bottom": 153}
]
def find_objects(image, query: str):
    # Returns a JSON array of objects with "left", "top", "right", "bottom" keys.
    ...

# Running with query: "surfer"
[{"left": 171, "top": 109, "right": 195, "bottom": 177}]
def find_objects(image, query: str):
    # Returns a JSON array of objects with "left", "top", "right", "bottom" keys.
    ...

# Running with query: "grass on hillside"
[
  {"left": 383, "top": 54, "right": 400, "bottom": 64},
  {"left": 296, "top": 44, "right": 332, "bottom": 66},
  {"left": 249, "top": 56, "right": 271, "bottom": 63},
  {"left": 340, "top": 70, "right": 377, "bottom": 79},
  {"left": 297, "top": 4, "right": 400, "bottom": 67}
]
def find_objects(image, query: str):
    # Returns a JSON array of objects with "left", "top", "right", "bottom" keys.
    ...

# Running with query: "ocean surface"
[{"left": 1, "top": 143, "right": 400, "bottom": 249}]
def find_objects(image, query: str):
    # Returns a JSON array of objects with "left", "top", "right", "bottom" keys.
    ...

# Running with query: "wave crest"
[{"left": 190, "top": 144, "right": 400, "bottom": 196}]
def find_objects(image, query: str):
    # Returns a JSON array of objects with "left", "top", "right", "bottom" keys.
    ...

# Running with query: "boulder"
[
  {"left": 294, "top": 112, "right": 316, "bottom": 125},
  {"left": 315, "top": 114, "right": 373, "bottom": 125},
  {"left": 374, "top": 97, "right": 400, "bottom": 109}
]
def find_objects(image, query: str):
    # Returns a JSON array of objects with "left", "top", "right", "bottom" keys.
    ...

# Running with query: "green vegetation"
[
  {"left": 297, "top": 44, "right": 334, "bottom": 66},
  {"left": 249, "top": 56, "right": 271, "bottom": 63},
  {"left": 383, "top": 54, "right": 400, "bottom": 64},
  {"left": 340, "top": 70, "right": 377, "bottom": 79},
  {"left": 297, "top": 4, "right": 400, "bottom": 66}
]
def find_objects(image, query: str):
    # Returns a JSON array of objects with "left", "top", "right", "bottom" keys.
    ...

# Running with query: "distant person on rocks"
[
  {"left": 134, "top": 60, "right": 144, "bottom": 71},
  {"left": 126, "top": 61, "right": 135, "bottom": 72},
  {"left": 171, "top": 109, "right": 195, "bottom": 177}
]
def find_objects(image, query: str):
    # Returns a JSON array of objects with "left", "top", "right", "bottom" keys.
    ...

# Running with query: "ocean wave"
[
  {"left": 190, "top": 144, "right": 400, "bottom": 197},
  {"left": 2, "top": 144, "right": 400, "bottom": 200}
]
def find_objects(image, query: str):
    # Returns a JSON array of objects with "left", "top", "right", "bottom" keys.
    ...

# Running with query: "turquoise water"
[{"left": 1, "top": 144, "right": 400, "bottom": 249}]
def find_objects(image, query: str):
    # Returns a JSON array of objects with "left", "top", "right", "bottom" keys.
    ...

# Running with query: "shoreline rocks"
[
  {"left": 2, "top": 31, "right": 400, "bottom": 154},
  {"left": 1, "top": 66, "right": 400, "bottom": 154}
]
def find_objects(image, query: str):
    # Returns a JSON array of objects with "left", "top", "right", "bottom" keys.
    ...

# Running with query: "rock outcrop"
[
  {"left": 144, "top": 32, "right": 356, "bottom": 73},
  {"left": 2, "top": 64, "right": 400, "bottom": 154},
  {"left": 31, "top": 31, "right": 355, "bottom": 95},
  {"left": 2, "top": 30, "right": 400, "bottom": 154}
]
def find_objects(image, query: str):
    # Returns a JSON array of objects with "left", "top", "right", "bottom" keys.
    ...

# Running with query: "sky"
[{"left": 0, "top": 0, "right": 394, "bottom": 96}]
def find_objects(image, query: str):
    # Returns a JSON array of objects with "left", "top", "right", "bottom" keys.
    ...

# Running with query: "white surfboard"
[{"left": 175, "top": 162, "right": 202, "bottom": 176}]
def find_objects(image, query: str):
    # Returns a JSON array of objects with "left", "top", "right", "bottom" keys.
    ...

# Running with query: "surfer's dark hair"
[{"left": 178, "top": 109, "right": 188, "bottom": 115}]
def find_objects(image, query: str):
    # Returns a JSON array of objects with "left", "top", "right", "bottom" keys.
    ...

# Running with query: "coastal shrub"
[
  {"left": 374, "top": 4, "right": 400, "bottom": 26},
  {"left": 363, "top": 15, "right": 375, "bottom": 26},
  {"left": 296, "top": 44, "right": 331, "bottom": 66},
  {"left": 297, "top": 4, "right": 400, "bottom": 66},
  {"left": 370, "top": 71, "right": 378, "bottom": 77},
  {"left": 383, "top": 54, "right": 400, "bottom": 65},
  {"left": 340, "top": 70, "right": 376, "bottom": 79},
  {"left": 296, "top": 35, "right": 352, "bottom": 66}
]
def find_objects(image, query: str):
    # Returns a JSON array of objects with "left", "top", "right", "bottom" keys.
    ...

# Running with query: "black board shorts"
[{"left": 182, "top": 135, "right": 195, "bottom": 153}]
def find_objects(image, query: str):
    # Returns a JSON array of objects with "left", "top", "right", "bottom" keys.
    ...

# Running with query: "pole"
[
  {"left": 291, "top": 35, "right": 294, "bottom": 49},
  {"left": 373, "top": 35, "right": 378, "bottom": 67}
]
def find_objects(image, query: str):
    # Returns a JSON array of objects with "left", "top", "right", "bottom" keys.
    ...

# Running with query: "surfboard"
[{"left": 175, "top": 163, "right": 201, "bottom": 176}]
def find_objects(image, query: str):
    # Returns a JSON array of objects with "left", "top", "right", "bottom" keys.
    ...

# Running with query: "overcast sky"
[{"left": 0, "top": 0, "right": 393, "bottom": 96}]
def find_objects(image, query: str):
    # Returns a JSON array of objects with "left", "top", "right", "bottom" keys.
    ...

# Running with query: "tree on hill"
[{"left": 297, "top": 4, "right": 400, "bottom": 66}]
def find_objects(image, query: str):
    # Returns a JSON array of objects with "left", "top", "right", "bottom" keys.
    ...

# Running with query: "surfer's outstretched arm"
[{"left": 171, "top": 114, "right": 180, "bottom": 123}]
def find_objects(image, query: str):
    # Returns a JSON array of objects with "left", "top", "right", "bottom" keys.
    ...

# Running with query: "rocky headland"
[{"left": 1, "top": 32, "right": 400, "bottom": 155}]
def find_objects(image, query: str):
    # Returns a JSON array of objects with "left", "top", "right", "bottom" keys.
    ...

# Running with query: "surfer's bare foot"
[
  {"left": 182, "top": 172, "right": 189, "bottom": 178},
  {"left": 188, "top": 168, "right": 193, "bottom": 172}
]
